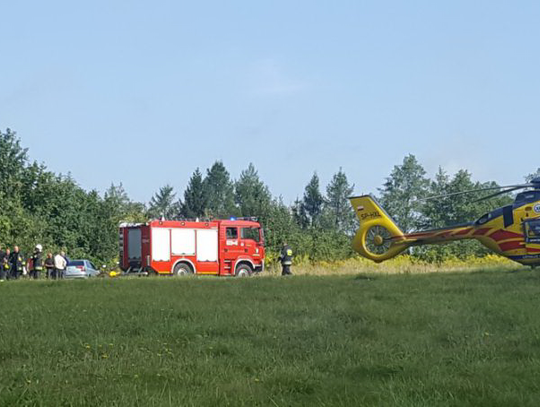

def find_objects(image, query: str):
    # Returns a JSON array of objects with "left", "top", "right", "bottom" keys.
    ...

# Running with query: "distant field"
[{"left": 1, "top": 268, "right": 540, "bottom": 406}]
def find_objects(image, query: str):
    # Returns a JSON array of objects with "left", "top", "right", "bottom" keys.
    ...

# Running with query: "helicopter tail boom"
[{"left": 349, "top": 195, "right": 409, "bottom": 262}]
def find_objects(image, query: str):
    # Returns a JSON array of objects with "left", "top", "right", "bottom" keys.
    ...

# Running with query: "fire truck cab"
[{"left": 119, "top": 219, "right": 265, "bottom": 277}]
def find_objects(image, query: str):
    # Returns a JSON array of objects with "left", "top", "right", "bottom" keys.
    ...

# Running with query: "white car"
[{"left": 64, "top": 260, "right": 100, "bottom": 279}]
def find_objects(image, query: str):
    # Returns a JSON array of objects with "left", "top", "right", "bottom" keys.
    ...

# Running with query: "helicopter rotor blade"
[
  {"left": 471, "top": 186, "right": 529, "bottom": 203},
  {"left": 417, "top": 184, "right": 531, "bottom": 202}
]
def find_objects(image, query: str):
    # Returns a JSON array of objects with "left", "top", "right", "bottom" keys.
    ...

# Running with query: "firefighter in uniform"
[
  {"left": 278, "top": 242, "right": 293, "bottom": 276},
  {"left": 9, "top": 246, "right": 25, "bottom": 279},
  {"left": 30, "top": 244, "right": 44, "bottom": 279},
  {"left": 2, "top": 248, "right": 11, "bottom": 280},
  {"left": 0, "top": 246, "right": 6, "bottom": 281}
]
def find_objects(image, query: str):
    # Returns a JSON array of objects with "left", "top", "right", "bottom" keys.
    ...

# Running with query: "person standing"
[
  {"left": 62, "top": 251, "right": 71, "bottom": 265},
  {"left": 278, "top": 242, "right": 294, "bottom": 276},
  {"left": 2, "top": 248, "right": 11, "bottom": 280},
  {"left": 44, "top": 253, "right": 54, "bottom": 279},
  {"left": 30, "top": 244, "right": 44, "bottom": 279},
  {"left": 9, "top": 246, "right": 25, "bottom": 280},
  {"left": 53, "top": 251, "right": 67, "bottom": 280},
  {"left": 0, "top": 246, "right": 6, "bottom": 282}
]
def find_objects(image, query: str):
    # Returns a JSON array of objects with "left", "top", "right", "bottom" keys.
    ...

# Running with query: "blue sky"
[{"left": 1, "top": 1, "right": 539, "bottom": 204}]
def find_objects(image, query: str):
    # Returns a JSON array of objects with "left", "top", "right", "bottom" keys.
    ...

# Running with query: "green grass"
[{"left": 1, "top": 269, "right": 540, "bottom": 406}]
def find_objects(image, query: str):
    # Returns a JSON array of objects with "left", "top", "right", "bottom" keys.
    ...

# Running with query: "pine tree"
[
  {"left": 292, "top": 198, "right": 309, "bottom": 229},
  {"left": 301, "top": 173, "right": 325, "bottom": 227},
  {"left": 181, "top": 168, "right": 207, "bottom": 219},
  {"left": 204, "top": 161, "right": 236, "bottom": 218},
  {"left": 234, "top": 163, "right": 271, "bottom": 218},
  {"left": 323, "top": 168, "right": 355, "bottom": 234}
]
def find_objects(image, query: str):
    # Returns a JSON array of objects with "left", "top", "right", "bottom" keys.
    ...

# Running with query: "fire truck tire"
[
  {"left": 173, "top": 263, "right": 193, "bottom": 276},
  {"left": 235, "top": 264, "right": 253, "bottom": 277}
]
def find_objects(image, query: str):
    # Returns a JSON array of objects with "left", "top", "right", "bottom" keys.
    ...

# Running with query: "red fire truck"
[{"left": 119, "top": 218, "right": 265, "bottom": 277}]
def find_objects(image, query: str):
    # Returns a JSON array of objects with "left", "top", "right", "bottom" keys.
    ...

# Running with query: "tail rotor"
[
  {"left": 365, "top": 225, "right": 393, "bottom": 255},
  {"left": 349, "top": 195, "right": 409, "bottom": 262}
]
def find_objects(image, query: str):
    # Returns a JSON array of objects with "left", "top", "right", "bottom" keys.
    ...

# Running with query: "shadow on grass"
[{"left": 354, "top": 273, "right": 377, "bottom": 281}]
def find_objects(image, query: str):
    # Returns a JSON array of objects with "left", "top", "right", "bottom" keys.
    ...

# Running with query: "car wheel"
[
  {"left": 235, "top": 264, "right": 252, "bottom": 278},
  {"left": 173, "top": 263, "right": 193, "bottom": 277}
]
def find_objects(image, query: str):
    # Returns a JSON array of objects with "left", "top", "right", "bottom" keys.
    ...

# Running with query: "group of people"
[
  {"left": 0, "top": 241, "right": 293, "bottom": 279},
  {"left": 0, "top": 244, "right": 68, "bottom": 282}
]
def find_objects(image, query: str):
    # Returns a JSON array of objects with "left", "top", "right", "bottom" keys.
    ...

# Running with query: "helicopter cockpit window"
[{"left": 514, "top": 190, "right": 540, "bottom": 206}]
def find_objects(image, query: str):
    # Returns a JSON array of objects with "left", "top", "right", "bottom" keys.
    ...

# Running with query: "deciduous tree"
[
  {"left": 526, "top": 168, "right": 540, "bottom": 182},
  {"left": 379, "top": 154, "right": 429, "bottom": 232},
  {"left": 147, "top": 185, "right": 180, "bottom": 219}
]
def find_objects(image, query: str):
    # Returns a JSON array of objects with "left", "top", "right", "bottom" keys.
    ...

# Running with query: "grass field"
[{"left": 1, "top": 267, "right": 540, "bottom": 406}]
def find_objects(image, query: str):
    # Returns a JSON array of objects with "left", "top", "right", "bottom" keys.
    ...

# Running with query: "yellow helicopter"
[{"left": 349, "top": 177, "right": 540, "bottom": 268}]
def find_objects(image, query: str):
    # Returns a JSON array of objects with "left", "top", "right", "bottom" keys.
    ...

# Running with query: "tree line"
[
  {"left": 146, "top": 160, "right": 357, "bottom": 261},
  {"left": 1, "top": 129, "right": 538, "bottom": 265}
]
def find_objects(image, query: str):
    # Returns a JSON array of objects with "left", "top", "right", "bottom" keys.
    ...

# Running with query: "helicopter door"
[{"left": 523, "top": 219, "right": 540, "bottom": 244}]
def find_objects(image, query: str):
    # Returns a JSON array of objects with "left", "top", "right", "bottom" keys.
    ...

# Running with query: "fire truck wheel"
[
  {"left": 173, "top": 263, "right": 193, "bottom": 276},
  {"left": 235, "top": 264, "right": 253, "bottom": 277}
]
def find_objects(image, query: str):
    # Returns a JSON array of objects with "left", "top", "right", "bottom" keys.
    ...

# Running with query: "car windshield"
[{"left": 68, "top": 260, "right": 84, "bottom": 266}]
